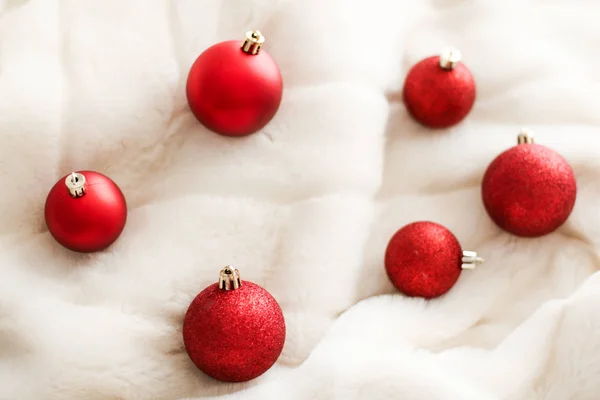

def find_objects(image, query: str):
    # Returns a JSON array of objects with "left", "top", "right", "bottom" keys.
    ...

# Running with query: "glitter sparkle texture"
[
  {"left": 402, "top": 56, "right": 476, "bottom": 129},
  {"left": 182, "top": 281, "right": 286, "bottom": 382},
  {"left": 482, "top": 143, "right": 577, "bottom": 237},
  {"left": 385, "top": 221, "right": 463, "bottom": 299}
]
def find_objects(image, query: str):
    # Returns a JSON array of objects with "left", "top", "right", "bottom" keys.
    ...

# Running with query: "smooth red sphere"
[
  {"left": 403, "top": 56, "right": 476, "bottom": 128},
  {"left": 482, "top": 143, "right": 577, "bottom": 237},
  {"left": 44, "top": 171, "right": 127, "bottom": 252},
  {"left": 385, "top": 221, "right": 463, "bottom": 298},
  {"left": 186, "top": 40, "right": 283, "bottom": 137},
  {"left": 183, "top": 281, "right": 286, "bottom": 382}
]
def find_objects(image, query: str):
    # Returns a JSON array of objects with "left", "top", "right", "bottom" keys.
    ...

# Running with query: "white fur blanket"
[{"left": 1, "top": 0, "right": 599, "bottom": 399}]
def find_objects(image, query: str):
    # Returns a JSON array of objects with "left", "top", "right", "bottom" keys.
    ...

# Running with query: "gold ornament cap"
[
  {"left": 517, "top": 128, "right": 535, "bottom": 144},
  {"left": 461, "top": 250, "right": 484, "bottom": 270},
  {"left": 219, "top": 265, "right": 241, "bottom": 290},
  {"left": 65, "top": 172, "right": 86, "bottom": 198},
  {"left": 241, "top": 30, "right": 265, "bottom": 55},
  {"left": 439, "top": 46, "right": 462, "bottom": 70}
]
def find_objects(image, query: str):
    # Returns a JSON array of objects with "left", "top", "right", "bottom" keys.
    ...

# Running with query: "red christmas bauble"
[
  {"left": 183, "top": 266, "right": 286, "bottom": 382},
  {"left": 186, "top": 31, "right": 283, "bottom": 137},
  {"left": 403, "top": 47, "right": 475, "bottom": 129},
  {"left": 482, "top": 132, "right": 577, "bottom": 237},
  {"left": 385, "top": 221, "right": 481, "bottom": 298},
  {"left": 44, "top": 171, "right": 127, "bottom": 253}
]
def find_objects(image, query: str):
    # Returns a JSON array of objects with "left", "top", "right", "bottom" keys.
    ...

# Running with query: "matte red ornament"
[
  {"left": 44, "top": 171, "right": 127, "bottom": 253},
  {"left": 186, "top": 30, "right": 283, "bottom": 137},
  {"left": 183, "top": 266, "right": 286, "bottom": 382},
  {"left": 482, "top": 130, "right": 577, "bottom": 237},
  {"left": 385, "top": 221, "right": 483, "bottom": 299},
  {"left": 403, "top": 47, "right": 475, "bottom": 128}
]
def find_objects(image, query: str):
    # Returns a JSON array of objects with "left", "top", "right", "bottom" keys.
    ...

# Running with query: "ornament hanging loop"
[
  {"left": 65, "top": 172, "right": 87, "bottom": 198},
  {"left": 439, "top": 46, "right": 462, "bottom": 70},
  {"left": 219, "top": 265, "right": 241, "bottom": 290},
  {"left": 461, "top": 250, "right": 484, "bottom": 270},
  {"left": 241, "top": 30, "right": 265, "bottom": 55},
  {"left": 517, "top": 129, "right": 535, "bottom": 144}
]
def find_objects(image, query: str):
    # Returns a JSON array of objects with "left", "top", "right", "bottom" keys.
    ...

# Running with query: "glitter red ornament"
[
  {"left": 186, "top": 30, "right": 283, "bottom": 137},
  {"left": 44, "top": 171, "right": 127, "bottom": 253},
  {"left": 183, "top": 266, "right": 286, "bottom": 382},
  {"left": 385, "top": 221, "right": 483, "bottom": 299},
  {"left": 482, "top": 130, "right": 577, "bottom": 237},
  {"left": 403, "top": 47, "right": 476, "bottom": 129}
]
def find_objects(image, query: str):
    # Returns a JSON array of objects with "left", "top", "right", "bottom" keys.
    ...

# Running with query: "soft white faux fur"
[{"left": 0, "top": 0, "right": 599, "bottom": 399}]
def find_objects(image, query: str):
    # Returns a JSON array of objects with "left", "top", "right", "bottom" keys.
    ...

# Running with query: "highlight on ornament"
[
  {"left": 186, "top": 30, "right": 283, "bottom": 137},
  {"left": 385, "top": 221, "right": 483, "bottom": 299},
  {"left": 402, "top": 46, "right": 476, "bottom": 129},
  {"left": 44, "top": 170, "right": 127, "bottom": 253},
  {"left": 182, "top": 266, "right": 286, "bottom": 382},
  {"left": 481, "top": 129, "right": 577, "bottom": 237}
]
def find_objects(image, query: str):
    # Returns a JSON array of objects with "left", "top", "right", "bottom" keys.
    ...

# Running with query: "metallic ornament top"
[
  {"left": 517, "top": 129, "right": 535, "bottom": 144},
  {"left": 461, "top": 250, "right": 484, "bottom": 270},
  {"left": 65, "top": 172, "right": 87, "bottom": 198},
  {"left": 439, "top": 46, "right": 462, "bottom": 70},
  {"left": 219, "top": 265, "right": 241, "bottom": 290},
  {"left": 241, "top": 30, "right": 265, "bottom": 55}
]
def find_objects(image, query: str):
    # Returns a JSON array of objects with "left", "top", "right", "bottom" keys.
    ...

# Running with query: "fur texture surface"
[{"left": 0, "top": 0, "right": 599, "bottom": 399}]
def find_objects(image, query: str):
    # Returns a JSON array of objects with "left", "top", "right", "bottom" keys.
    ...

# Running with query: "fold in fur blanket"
[{"left": 0, "top": 0, "right": 599, "bottom": 399}]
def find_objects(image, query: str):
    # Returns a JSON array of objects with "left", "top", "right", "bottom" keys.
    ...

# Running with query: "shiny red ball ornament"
[
  {"left": 482, "top": 130, "right": 577, "bottom": 237},
  {"left": 403, "top": 46, "right": 476, "bottom": 128},
  {"left": 385, "top": 221, "right": 483, "bottom": 299},
  {"left": 183, "top": 266, "right": 286, "bottom": 382},
  {"left": 44, "top": 171, "right": 127, "bottom": 253},
  {"left": 186, "top": 30, "right": 283, "bottom": 137}
]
